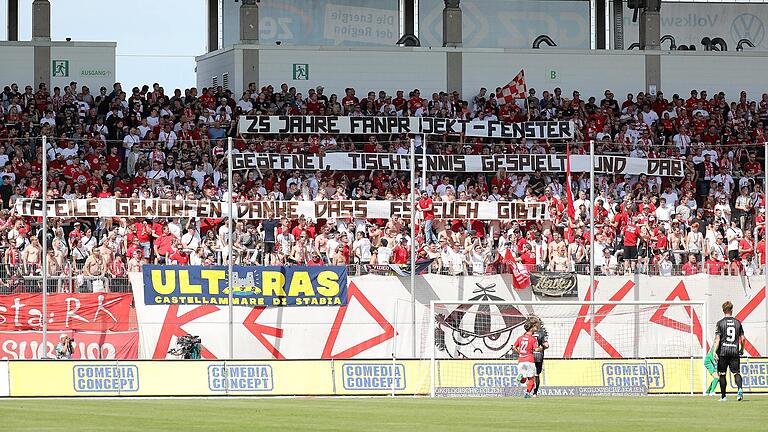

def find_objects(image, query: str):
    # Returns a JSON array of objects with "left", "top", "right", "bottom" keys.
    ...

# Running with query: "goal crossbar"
[
  {"left": 430, "top": 300, "right": 707, "bottom": 306},
  {"left": 429, "top": 300, "right": 709, "bottom": 397}
]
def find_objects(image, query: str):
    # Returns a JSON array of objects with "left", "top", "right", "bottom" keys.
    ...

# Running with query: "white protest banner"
[
  {"left": 232, "top": 152, "right": 684, "bottom": 177},
  {"left": 14, "top": 199, "right": 549, "bottom": 221},
  {"left": 238, "top": 115, "right": 576, "bottom": 140}
]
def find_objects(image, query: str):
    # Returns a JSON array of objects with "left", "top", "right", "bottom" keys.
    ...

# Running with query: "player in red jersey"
[{"left": 514, "top": 319, "right": 542, "bottom": 398}]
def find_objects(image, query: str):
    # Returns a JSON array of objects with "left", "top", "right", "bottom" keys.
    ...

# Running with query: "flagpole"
[
  {"left": 764, "top": 141, "right": 767, "bottom": 355},
  {"left": 41, "top": 135, "right": 48, "bottom": 358},
  {"left": 227, "top": 136, "right": 234, "bottom": 360},
  {"left": 410, "top": 137, "right": 417, "bottom": 358},
  {"left": 523, "top": 69, "right": 530, "bottom": 121},
  {"left": 589, "top": 139, "right": 596, "bottom": 359},
  {"left": 421, "top": 135, "right": 427, "bottom": 191}
]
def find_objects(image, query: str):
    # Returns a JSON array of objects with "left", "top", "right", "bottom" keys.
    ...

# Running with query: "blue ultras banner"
[{"left": 142, "top": 265, "right": 348, "bottom": 307}]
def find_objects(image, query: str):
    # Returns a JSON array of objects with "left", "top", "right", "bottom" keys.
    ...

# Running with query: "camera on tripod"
[{"left": 168, "top": 334, "right": 202, "bottom": 359}]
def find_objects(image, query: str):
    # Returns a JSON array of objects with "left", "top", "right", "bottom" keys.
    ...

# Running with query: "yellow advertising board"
[
  {"left": 6, "top": 358, "right": 768, "bottom": 397},
  {"left": 332, "top": 360, "right": 431, "bottom": 395},
  {"left": 8, "top": 360, "right": 334, "bottom": 397}
]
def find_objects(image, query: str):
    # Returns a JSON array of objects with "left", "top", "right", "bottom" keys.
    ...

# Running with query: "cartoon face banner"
[
  {"left": 239, "top": 115, "right": 576, "bottom": 140},
  {"left": 13, "top": 198, "right": 549, "bottom": 221},
  {"left": 128, "top": 273, "right": 768, "bottom": 360},
  {"left": 232, "top": 152, "right": 684, "bottom": 177}
]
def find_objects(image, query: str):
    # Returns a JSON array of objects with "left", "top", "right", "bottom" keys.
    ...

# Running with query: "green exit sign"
[{"left": 293, "top": 64, "right": 309, "bottom": 80}]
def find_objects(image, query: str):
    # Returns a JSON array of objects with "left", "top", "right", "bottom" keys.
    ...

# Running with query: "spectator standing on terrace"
[
  {"left": 5, "top": 76, "right": 768, "bottom": 280},
  {"left": 418, "top": 190, "right": 436, "bottom": 245},
  {"left": 260, "top": 212, "right": 279, "bottom": 265},
  {"left": 682, "top": 254, "right": 700, "bottom": 275}
]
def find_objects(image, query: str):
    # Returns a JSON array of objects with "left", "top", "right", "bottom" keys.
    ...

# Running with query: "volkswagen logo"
[{"left": 730, "top": 13, "right": 765, "bottom": 47}]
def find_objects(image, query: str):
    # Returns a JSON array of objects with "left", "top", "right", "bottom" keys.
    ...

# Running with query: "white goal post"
[{"left": 429, "top": 300, "right": 708, "bottom": 397}]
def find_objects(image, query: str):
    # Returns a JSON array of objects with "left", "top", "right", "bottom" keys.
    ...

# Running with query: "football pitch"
[{"left": 0, "top": 396, "right": 766, "bottom": 432}]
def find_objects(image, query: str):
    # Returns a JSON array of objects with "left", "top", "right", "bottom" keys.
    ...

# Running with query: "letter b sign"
[{"left": 547, "top": 69, "right": 560, "bottom": 83}]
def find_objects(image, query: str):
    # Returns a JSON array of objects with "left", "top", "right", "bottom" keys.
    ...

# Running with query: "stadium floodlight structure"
[{"left": 429, "top": 300, "right": 708, "bottom": 397}]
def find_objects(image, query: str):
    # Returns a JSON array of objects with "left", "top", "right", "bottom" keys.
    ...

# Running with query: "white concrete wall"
[
  {"left": 0, "top": 42, "right": 115, "bottom": 91},
  {"left": 0, "top": 43, "right": 35, "bottom": 88},
  {"left": 50, "top": 43, "right": 116, "bottom": 91},
  {"left": 661, "top": 52, "right": 768, "bottom": 98},
  {"left": 462, "top": 50, "right": 646, "bottom": 100},
  {"left": 257, "top": 46, "right": 447, "bottom": 97},
  {"left": 197, "top": 45, "right": 768, "bottom": 100},
  {"left": 196, "top": 48, "right": 237, "bottom": 91}
]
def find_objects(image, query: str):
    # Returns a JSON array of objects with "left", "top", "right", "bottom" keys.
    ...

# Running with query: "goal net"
[{"left": 430, "top": 300, "right": 707, "bottom": 397}]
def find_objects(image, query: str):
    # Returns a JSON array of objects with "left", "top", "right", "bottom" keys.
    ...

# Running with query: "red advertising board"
[
  {"left": 0, "top": 293, "right": 133, "bottom": 331},
  {"left": 0, "top": 331, "right": 139, "bottom": 359}
]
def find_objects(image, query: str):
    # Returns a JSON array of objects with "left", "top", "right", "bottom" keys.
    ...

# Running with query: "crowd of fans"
[{"left": 0, "top": 78, "right": 767, "bottom": 293}]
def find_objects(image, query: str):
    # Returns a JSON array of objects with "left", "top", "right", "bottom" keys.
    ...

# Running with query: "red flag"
[
  {"left": 501, "top": 248, "right": 515, "bottom": 264},
  {"left": 565, "top": 142, "right": 576, "bottom": 220},
  {"left": 496, "top": 70, "right": 526, "bottom": 105},
  {"left": 511, "top": 263, "right": 531, "bottom": 290}
]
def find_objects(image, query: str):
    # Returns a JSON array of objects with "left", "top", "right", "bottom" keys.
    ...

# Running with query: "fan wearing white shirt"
[
  {"left": 352, "top": 232, "right": 372, "bottom": 264},
  {"left": 123, "top": 129, "right": 140, "bottom": 157},
  {"left": 159, "top": 125, "right": 177, "bottom": 149},
  {"left": 237, "top": 92, "right": 253, "bottom": 112},
  {"left": 660, "top": 186, "right": 678, "bottom": 209},
  {"left": 137, "top": 118, "right": 151, "bottom": 139},
  {"left": 146, "top": 161, "right": 168, "bottom": 181},
  {"left": 376, "top": 238, "right": 393, "bottom": 264},
  {"left": 640, "top": 105, "right": 659, "bottom": 127},
  {"left": 655, "top": 197, "right": 673, "bottom": 223},
  {"left": 435, "top": 176, "right": 455, "bottom": 197}
]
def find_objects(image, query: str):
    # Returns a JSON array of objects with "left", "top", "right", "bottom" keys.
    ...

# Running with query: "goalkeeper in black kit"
[
  {"left": 530, "top": 316, "right": 549, "bottom": 397},
  {"left": 713, "top": 301, "right": 746, "bottom": 402}
]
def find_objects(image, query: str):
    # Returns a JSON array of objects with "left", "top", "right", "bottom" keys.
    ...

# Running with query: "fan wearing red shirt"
[
  {"left": 408, "top": 89, "right": 423, "bottom": 113},
  {"left": 169, "top": 243, "right": 190, "bottom": 265},
  {"left": 622, "top": 219, "right": 640, "bottom": 272},
  {"left": 681, "top": 254, "right": 700, "bottom": 275},
  {"left": 739, "top": 229, "right": 754, "bottom": 260},
  {"left": 514, "top": 319, "right": 541, "bottom": 398},
  {"left": 743, "top": 153, "right": 762, "bottom": 177},
  {"left": 519, "top": 244, "right": 537, "bottom": 271},
  {"left": 134, "top": 220, "right": 152, "bottom": 258},
  {"left": 105, "top": 147, "right": 121, "bottom": 174},
  {"left": 392, "top": 239, "right": 409, "bottom": 264},
  {"left": 757, "top": 233, "right": 767, "bottom": 266},
  {"left": 705, "top": 253, "right": 725, "bottom": 275},
  {"left": 153, "top": 226, "right": 175, "bottom": 264},
  {"left": 341, "top": 88, "right": 359, "bottom": 112},
  {"left": 418, "top": 191, "right": 436, "bottom": 245}
]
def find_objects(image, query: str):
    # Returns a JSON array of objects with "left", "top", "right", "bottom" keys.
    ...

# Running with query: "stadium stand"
[{"left": 0, "top": 80, "right": 766, "bottom": 294}]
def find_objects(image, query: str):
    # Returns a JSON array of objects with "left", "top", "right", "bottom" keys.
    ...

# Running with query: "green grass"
[{"left": 0, "top": 396, "right": 765, "bottom": 432}]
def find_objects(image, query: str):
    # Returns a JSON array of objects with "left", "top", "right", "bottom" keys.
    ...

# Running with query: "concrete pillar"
[
  {"left": 640, "top": 7, "right": 661, "bottom": 95},
  {"left": 639, "top": 10, "right": 660, "bottom": 50},
  {"left": 444, "top": 1, "right": 462, "bottom": 96},
  {"left": 7, "top": 0, "right": 18, "bottom": 41},
  {"left": 442, "top": 0, "right": 462, "bottom": 47},
  {"left": 207, "top": 0, "right": 219, "bottom": 52},
  {"left": 32, "top": 0, "right": 51, "bottom": 41},
  {"left": 596, "top": 0, "right": 606, "bottom": 49},
  {"left": 32, "top": 0, "right": 51, "bottom": 90},
  {"left": 242, "top": 49, "right": 259, "bottom": 93},
  {"left": 645, "top": 53, "right": 661, "bottom": 95},
  {"left": 404, "top": 0, "right": 415, "bottom": 37},
  {"left": 240, "top": 0, "right": 259, "bottom": 44},
  {"left": 447, "top": 52, "right": 462, "bottom": 95}
]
